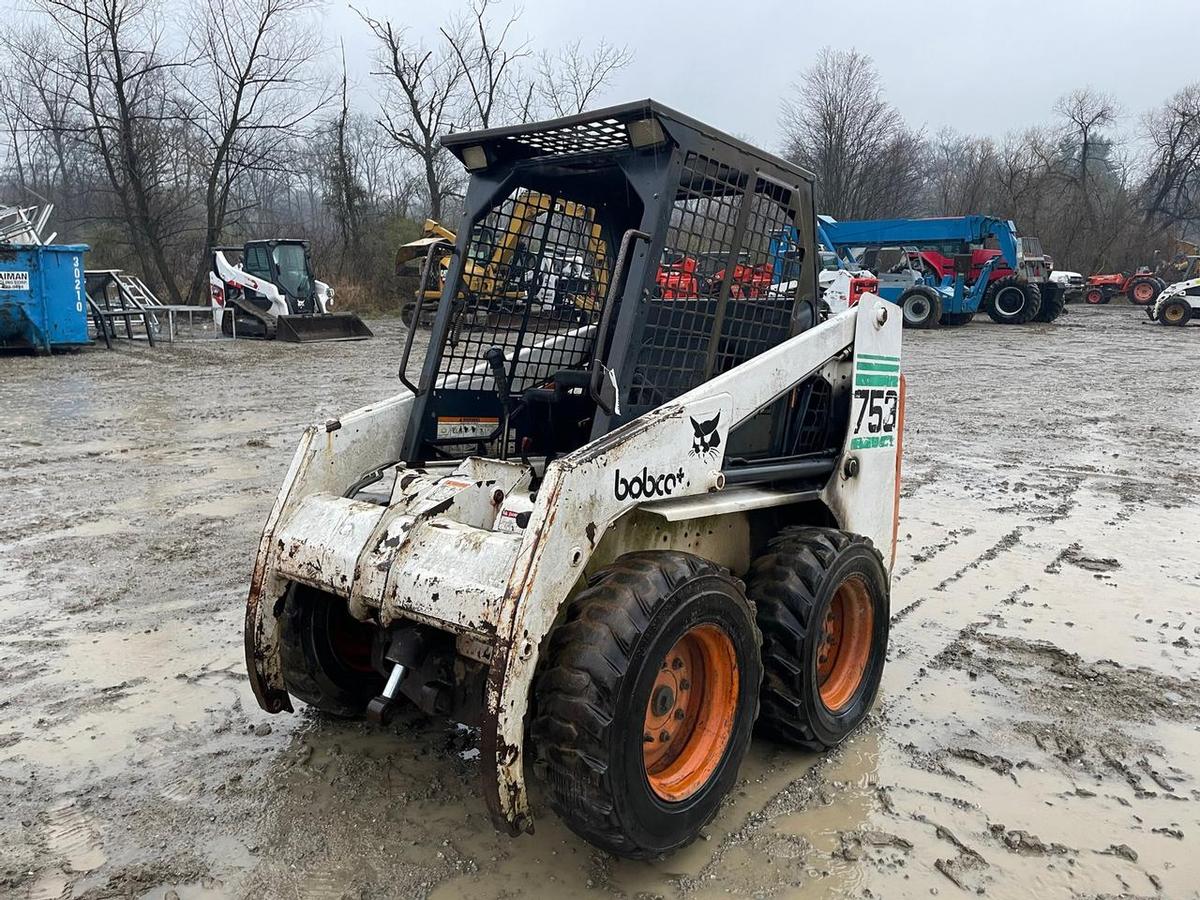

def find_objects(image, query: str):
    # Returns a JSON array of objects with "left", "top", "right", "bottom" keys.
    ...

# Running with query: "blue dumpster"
[{"left": 0, "top": 243, "right": 90, "bottom": 353}]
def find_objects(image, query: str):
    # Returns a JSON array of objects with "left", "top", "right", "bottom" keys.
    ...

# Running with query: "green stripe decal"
[
  {"left": 857, "top": 361, "right": 900, "bottom": 373},
  {"left": 855, "top": 374, "right": 900, "bottom": 387},
  {"left": 857, "top": 353, "right": 900, "bottom": 362},
  {"left": 851, "top": 434, "right": 895, "bottom": 450}
]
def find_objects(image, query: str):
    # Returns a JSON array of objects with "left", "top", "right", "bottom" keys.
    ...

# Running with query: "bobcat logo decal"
[{"left": 689, "top": 412, "right": 722, "bottom": 460}]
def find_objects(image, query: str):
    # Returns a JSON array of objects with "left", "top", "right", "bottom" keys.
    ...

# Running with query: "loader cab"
[
  {"left": 400, "top": 101, "right": 825, "bottom": 473},
  {"left": 244, "top": 239, "right": 318, "bottom": 314}
]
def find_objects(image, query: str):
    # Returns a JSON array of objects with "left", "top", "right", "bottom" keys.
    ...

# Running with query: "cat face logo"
[{"left": 689, "top": 412, "right": 721, "bottom": 460}]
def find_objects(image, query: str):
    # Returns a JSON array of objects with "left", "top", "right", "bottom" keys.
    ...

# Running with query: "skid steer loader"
[
  {"left": 209, "top": 239, "right": 372, "bottom": 342},
  {"left": 243, "top": 101, "right": 904, "bottom": 858}
]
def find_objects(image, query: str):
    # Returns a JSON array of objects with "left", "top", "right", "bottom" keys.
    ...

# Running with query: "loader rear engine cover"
[{"left": 242, "top": 100, "right": 904, "bottom": 857}]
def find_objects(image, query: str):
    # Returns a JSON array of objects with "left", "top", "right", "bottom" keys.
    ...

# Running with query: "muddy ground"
[{"left": 0, "top": 303, "right": 1197, "bottom": 900}]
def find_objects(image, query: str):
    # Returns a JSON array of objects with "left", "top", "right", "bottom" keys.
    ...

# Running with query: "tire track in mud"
[{"left": 891, "top": 525, "right": 1029, "bottom": 625}]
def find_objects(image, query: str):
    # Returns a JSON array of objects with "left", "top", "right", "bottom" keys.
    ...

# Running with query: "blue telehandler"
[
  {"left": 818, "top": 216, "right": 1063, "bottom": 326},
  {"left": 817, "top": 217, "right": 1017, "bottom": 328}
]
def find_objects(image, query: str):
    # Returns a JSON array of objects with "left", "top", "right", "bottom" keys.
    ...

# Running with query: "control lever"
[{"left": 485, "top": 347, "right": 512, "bottom": 460}]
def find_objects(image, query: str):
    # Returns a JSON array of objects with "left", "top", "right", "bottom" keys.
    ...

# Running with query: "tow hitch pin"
[{"left": 367, "top": 662, "right": 406, "bottom": 724}]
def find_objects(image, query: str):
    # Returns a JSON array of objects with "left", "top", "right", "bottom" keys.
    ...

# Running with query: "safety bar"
[{"left": 398, "top": 239, "right": 452, "bottom": 393}]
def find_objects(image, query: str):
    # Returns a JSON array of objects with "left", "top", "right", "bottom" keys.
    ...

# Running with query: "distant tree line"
[
  {"left": 0, "top": 0, "right": 629, "bottom": 306},
  {"left": 783, "top": 48, "right": 1200, "bottom": 273},
  {"left": 3, "top": 12, "right": 1197, "bottom": 308}
]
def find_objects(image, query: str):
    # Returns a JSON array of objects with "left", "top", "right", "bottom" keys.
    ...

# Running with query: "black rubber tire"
[
  {"left": 747, "top": 527, "right": 889, "bottom": 750},
  {"left": 532, "top": 551, "right": 763, "bottom": 859},
  {"left": 985, "top": 276, "right": 1042, "bottom": 324},
  {"left": 1157, "top": 298, "right": 1192, "bottom": 326},
  {"left": 940, "top": 311, "right": 975, "bottom": 326},
  {"left": 1033, "top": 283, "right": 1066, "bottom": 322},
  {"left": 400, "top": 302, "right": 417, "bottom": 329},
  {"left": 1125, "top": 276, "right": 1160, "bottom": 306},
  {"left": 898, "top": 286, "right": 942, "bottom": 329},
  {"left": 1084, "top": 287, "right": 1105, "bottom": 305},
  {"left": 278, "top": 583, "right": 383, "bottom": 717}
]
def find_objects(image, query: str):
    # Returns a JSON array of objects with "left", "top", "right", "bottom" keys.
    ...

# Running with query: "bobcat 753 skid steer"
[{"left": 244, "top": 101, "right": 904, "bottom": 857}]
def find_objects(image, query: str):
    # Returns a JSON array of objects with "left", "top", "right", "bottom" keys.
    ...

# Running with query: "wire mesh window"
[
  {"left": 435, "top": 189, "right": 610, "bottom": 395},
  {"left": 714, "top": 177, "right": 801, "bottom": 375},
  {"left": 631, "top": 157, "right": 802, "bottom": 409}
]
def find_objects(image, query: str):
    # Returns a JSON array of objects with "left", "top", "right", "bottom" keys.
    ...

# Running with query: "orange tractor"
[{"left": 1083, "top": 269, "right": 1164, "bottom": 306}]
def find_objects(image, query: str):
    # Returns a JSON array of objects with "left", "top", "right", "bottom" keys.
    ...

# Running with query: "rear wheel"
[
  {"left": 1158, "top": 298, "right": 1192, "bottom": 326},
  {"left": 279, "top": 583, "right": 383, "bottom": 717},
  {"left": 986, "top": 276, "right": 1042, "bottom": 324},
  {"left": 747, "top": 528, "right": 889, "bottom": 750},
  {"left": 1033, "top": 284, "right": 1066, "bottom": 322},
  {"left": 533, "top": 551, "right": 762, "bottom": 858},
  {"left": 899, "top": 286, "right": 942, "bottom": 329},
  {"left": 1127, "top": 277, "right": 1160, "bottom": 306}
]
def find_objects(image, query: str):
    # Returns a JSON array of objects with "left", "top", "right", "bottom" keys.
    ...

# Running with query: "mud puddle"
[{"left": 2, "top": 308, "right": 1199, "bottom": 899}]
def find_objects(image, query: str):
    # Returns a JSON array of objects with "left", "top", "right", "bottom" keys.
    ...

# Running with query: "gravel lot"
[{"left": 1, "top": 303, "right": 1197, "bottom": 899}]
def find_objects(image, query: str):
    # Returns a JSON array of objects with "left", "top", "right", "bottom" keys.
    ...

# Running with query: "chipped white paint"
[{"left": 244, "top": 298, "right": 903, "bottom": 834}]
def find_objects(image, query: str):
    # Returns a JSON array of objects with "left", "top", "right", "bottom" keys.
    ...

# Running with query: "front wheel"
[
  {"left": 533, "top": 551, "right": 762, "bottom": 858},
  {"left": 1084, "top": 287, "right": 1105, "bottom": 305},
  {"left": 899, "top": 286, "right": 943, "bottom": 329},
  {"left": 278, "top": 584, "right": 384, "bottom": 717},
  {"left": 1158, "top": 298, "right": 1192, "bottom": 326},
  {"left": 986, "top": 277, "right": 1042, "bottom": 324},
  {"left": 748, "top": 528, "right": 889, "bottom": 750}
]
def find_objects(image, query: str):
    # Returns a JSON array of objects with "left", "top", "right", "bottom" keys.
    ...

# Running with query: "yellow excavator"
[{"left": 395, "top": 191, "right": 608, "bottom": 328}]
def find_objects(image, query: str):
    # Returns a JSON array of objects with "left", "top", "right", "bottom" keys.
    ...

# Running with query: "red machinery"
[
  {"left": 655, "top": 253, "right": 775, "bottom": 299},
  {"left": 1083, "top": 269, "right": 1162, "bottom": 306}
]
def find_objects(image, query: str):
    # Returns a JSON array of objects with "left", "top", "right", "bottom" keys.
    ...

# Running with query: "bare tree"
[
  {"left": 441, "top": 0, "right": 528, "bottom": 130},
  {"left": 1054, "top": 88, "right": 1118, "bottom": 194},
  {"left": 39, "top": 0, "right": 192, "bottom": 302},
  {"left": 181, "top": 0, "right": 327, "bottom": 300},
  {"left": 780, "top": 47, "right": 924, "bottom": 219},
  {"left": 533, "top": 39, "right": 631, "bottom": 118},
  {"left": 1139, "top": 83, "right": 1200, "bottom": 229},
  {"left": 359, "top": 9, "right": 464, "bottom": 221}
]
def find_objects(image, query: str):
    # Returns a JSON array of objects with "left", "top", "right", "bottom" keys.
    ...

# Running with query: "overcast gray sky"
[{"left": 332, "top": 0, "right": 1199, "bottom": 150}]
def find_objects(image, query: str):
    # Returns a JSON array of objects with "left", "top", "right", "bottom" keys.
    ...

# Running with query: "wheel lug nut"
[
  {"left": 671, "top": 657, "right": 683, "bottom": 670},
  {"left": 659, "top": 730, "right": 670, "bottom": 742},
  {"left": 674, "top": 709, "right": 685, "bottom": 721},
  {"left": 679, "top": 678, "right": 690, "bottom": 690},
  {"left": 644, "top": 732, "right": 654, "bottom": 744}
]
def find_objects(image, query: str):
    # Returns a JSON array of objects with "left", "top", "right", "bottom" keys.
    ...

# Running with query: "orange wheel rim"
[
  {"left": 1135, "top": 283, "right": 1154, "bottom": 301},
  {"left": 643, "top": 624, "right": 738, "bottom": 802},
  {"left": 817, "top": 576, "right": 874, "bottom": 712}
]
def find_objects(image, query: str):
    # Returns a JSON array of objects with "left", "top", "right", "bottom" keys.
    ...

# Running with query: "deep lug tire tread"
[
  {"left": 1033, "top": 284, "right": 1066, "bottom": 322},
  {"left": 746, "top": 527, "right": 889, "bottom": 751},
  {"left": 531, "top": 551, "right": 762, "bottom": 858},
  {"left": 985, "top": 275, "right": 1042, "bottom": 324}
]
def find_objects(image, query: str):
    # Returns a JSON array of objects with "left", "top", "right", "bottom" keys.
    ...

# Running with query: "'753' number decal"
[{"left": 851, "top": 388, "right": 898, "bottom": 450}]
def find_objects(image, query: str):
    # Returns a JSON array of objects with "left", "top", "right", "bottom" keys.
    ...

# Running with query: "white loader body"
[
  {"left": 1150, "top": 276, "right": 1200, "bottom": 324},
  {"left": 209, "top": 249, "right": 334, "bottom": 327},
  {"left": 245, "top": 297, "right": 903, "bottom": 833}
]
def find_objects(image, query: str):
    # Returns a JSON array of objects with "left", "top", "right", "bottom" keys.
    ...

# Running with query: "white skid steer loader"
[
  {"left": 243, "top": 101, "right": 904, "bottom": 857},
  {"left": 1148, "top": 274, "right": 1200, "bottom": 326},
  {"left": 210, "top": 239, "right": 372, "bottom": 342}
]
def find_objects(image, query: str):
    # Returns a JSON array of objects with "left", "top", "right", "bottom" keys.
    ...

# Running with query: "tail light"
[{"left": 848, "top": 276, "right": 879, "bottom": 307}]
